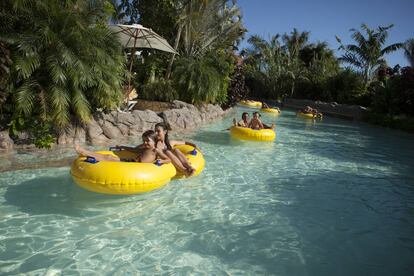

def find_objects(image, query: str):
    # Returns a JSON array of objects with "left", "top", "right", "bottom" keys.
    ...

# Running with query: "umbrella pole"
[
  {"left": 128, "top": 32, "right": 138, "bottom": 93},
  {"left": 128, "top": 54, "right": 134, "bottom": 93}
]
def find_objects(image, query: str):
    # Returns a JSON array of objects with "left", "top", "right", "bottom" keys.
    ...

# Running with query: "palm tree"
[
  {"left": 282, "top": 28, "right": 310, "bottom": 62},
  {"left": 244, "top": 32, "right": 313, "bottom": 98},
  {"left": 0, "top": 42, "right": 12, "bottom": 108},
  {"left": 244, "top": 34, "right": 288, "bottom": 97},
  {"left": 166, "top": 0, "right": 245, "bottom": 78},
  {"left": 168, "top": 0, "right": 245, "bottom": 103},
  {"left": 336, "top": 24, "right": 402, "bottom": 85},
  {"left": 1, "top": 0, "right": 126, "bottom": 129},
  {"left": 403, "top": 39, "right": 414, "bottom": 67},
  {"left": 173, "top": 56, "right": 223, "bottom": 104}
]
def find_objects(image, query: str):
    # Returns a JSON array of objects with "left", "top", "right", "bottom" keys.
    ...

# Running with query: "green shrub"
[
  {"left": 363, "top": 112, "right": 414, "bottom": 133},
  {"left": 173, "top": 51, "right": 233, "bottom": 104},
  {"left": 325, "top": 69, "right": 368, "bottom": 105},
  {"left": 9, "top": 116, "right": 56, "bottom": 149},
  {"left": 1, "top": 0, "right": 126, "bottom": 130},
  {"left": 141, "top": 79, "right": 178, "bottom": 102}
]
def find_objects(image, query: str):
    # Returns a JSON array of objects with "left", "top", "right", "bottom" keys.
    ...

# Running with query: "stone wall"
[
  {"left": 282, "top": 98, "right": 367, "bottom": 120},
  {"left": 0, "top": 101, "right": 231, "bottom": 151}
]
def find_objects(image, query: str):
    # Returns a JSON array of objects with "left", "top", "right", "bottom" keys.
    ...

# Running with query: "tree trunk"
[{"left": 165, "top": 24, "right": 183, "bottom": 80}]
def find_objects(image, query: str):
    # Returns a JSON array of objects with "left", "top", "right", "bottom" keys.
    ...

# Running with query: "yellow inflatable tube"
[
  {"left": 297, "top": 112, "right": 323, "bottom": 119},
  {"left": 230, "top": 126, "right": 276, "bottom": 142},
  {"left": 239, "top": 100, "right": 262, "bottom": 108},
  {"left": 173, "top": 145, "right": 205, "bottom": 179},
  {"left": 261, "top": 108, "right": 281, "bottom": 114},
  {"left": 70, "top": 150, "right": 176, "bottom": 195}
]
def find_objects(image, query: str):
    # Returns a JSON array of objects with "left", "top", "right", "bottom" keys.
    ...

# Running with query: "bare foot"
[{"left": 187, "top": 167, "right": 196, "bottom": 176}]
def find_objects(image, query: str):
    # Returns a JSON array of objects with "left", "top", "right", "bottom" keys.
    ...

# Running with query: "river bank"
[{"left": 0, "top": 100, "right": 233, "bottom": 172}]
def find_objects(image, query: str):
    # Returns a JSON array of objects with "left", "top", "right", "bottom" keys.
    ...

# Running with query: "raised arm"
[{"left": 258, "top": 119, "right": 264, "bottom": 129}]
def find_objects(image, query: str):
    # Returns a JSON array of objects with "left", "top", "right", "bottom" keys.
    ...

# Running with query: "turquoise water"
[{"left": 1, "top": 108, "right": 414, "bottom": 275}]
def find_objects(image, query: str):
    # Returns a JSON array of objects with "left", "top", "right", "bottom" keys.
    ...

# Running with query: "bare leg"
[
  {"left": 173, "top": 149, "right": 195, "bottom": 175},
  {"left": 164, "top": 150, "right": 192, "bottom": 177},
  {"left": 75, "top": 145, "right": 120, "bottom": 162},
  {"left": 263, "top": 123, "right": 275, "bottom": 129}
]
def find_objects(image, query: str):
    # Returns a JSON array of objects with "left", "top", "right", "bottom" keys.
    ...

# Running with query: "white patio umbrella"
[{"left": 110, "top": 24, "right": 177, "bottom": 92}]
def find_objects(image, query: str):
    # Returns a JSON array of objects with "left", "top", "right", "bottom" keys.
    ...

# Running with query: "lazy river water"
[{"left": 1, "top": 107, "right": 413, "bottom": 275}]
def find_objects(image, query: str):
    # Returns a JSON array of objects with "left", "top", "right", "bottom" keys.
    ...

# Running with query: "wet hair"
[
  {"left": 242, "top": 112, "right": 249, "bottom": 119},
  {"left": 154, "top": 122, "right": 172, "bottom": 150},
  {"left": 142, "top": 130, "right": 157, "bottom": 143},
  {"left": 253, "top": 111, "right": 261, "bottom": 117}
]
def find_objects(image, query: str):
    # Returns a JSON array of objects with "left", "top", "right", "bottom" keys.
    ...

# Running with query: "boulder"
[
  {"left": 161, "top": 107, "right": 204, "bottom": 130},
  {"left": 89, "top": 133, "right": 110, "bottom": 146},
  {"left": 86, "top": 118, "right": 103, "bottom": 142},
  {"left": 117, "top": 123, "right": 130, "bottom": 136},
  {"left": 57, "top": 127, "right": 86, "bottom": 144},
  {"left": 172, "top": 100, "right": 194, "bottom": 110},
  {"left": 101, "top": 122, "right": 123, "bottom": 139},
  {"left": 131, "top": 110, "right": 163, "bottom": 131},
  {"left": 0, "top": 130, "right": 14, "bottom": 151}
]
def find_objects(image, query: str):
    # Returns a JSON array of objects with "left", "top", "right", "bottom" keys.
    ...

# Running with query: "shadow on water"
[{"left": 3, "top": 174, "right": 145, "bottom": 217}]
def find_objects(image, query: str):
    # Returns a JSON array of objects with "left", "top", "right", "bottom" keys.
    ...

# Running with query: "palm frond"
[
  {"left": 71, "top": 87, "right": 91, "bottom": 123},
  {"left": 14, "top": 51, "right": 40, "bottom": 79},
  {"left": 15, "top": 79, "right": 37, "bottom": 115},
  {"left": 403, "top": 39, "right": 414, "bottom": 67},
  {"left": 50, "top": 86, "right": 70, "bottom": 128},
  {"left": 380, "top": 43, "right": 403, "bottom": 55}
]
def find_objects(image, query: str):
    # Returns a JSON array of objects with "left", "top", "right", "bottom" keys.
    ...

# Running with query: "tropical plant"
[
  {"left": 0, "top": 41, "right": 12, "bottom": 109},
  {"left": 117, "top": 0, "right": 244, "bottom": 104},
  {"left": 282, "top": 28, "right": 310, "bottom": 62},
  {"left": 243, "top": 34, "right": 288, "bottom": 99},
  {"left": 243, "top": 29, "right": 313, "bottom": 99},
  {"left": 223, "top": 56, "right": 247, "bottom": 108},
  {"left": 324, "top": 69, "right": 367, "bottom": 105},
  {"left": 118, "top": 0, "right": 178, "bottom": 41},
  {"left": 403, "top": 39, "right": 414, "bottom": 67},
  {"left": 336, "top": 24, "right": 402, "bottom": 85},
  {"left": 371, "top": 66, "right": 414, "bottom": 116},
  {"left": 141, "top": 78, "right": 178, "bottom": 102},
  {"left": 9, "top": 116, "right": 56, "bottom": 149},
  {"left": 166, "top": 0, "right": 245, "bottom": 77},
  {"left": 1, "top": 0, "right": 126, "bottom": 130},
  {"left": 299, "top": 42, "right": 339, "bottom": 71},
  {"left": 167, "top": 0, "right": 243, "bottom": 103},
  {"left": 173, "top": 50, "right": 234, "bottom": 104}
]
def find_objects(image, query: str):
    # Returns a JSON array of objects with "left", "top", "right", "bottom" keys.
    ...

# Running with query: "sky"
[{"left": 237, "top": 0, "right": 414, "bottom": 67}]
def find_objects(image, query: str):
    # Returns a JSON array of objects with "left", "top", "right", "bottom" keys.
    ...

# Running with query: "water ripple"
[{"left": 0, "top": 109, "right": 414, "bottom": 275}]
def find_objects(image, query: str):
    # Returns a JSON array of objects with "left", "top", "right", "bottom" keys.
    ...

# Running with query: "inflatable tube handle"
[
  {"left": 85, "top": 156, "right": 99, "bottom": 164},
  {"left": 189, "top": 149, "right": 197, "bottom": 156},
  {"left": 154, "top": 160, "right": 162, "bottom": 166}
]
